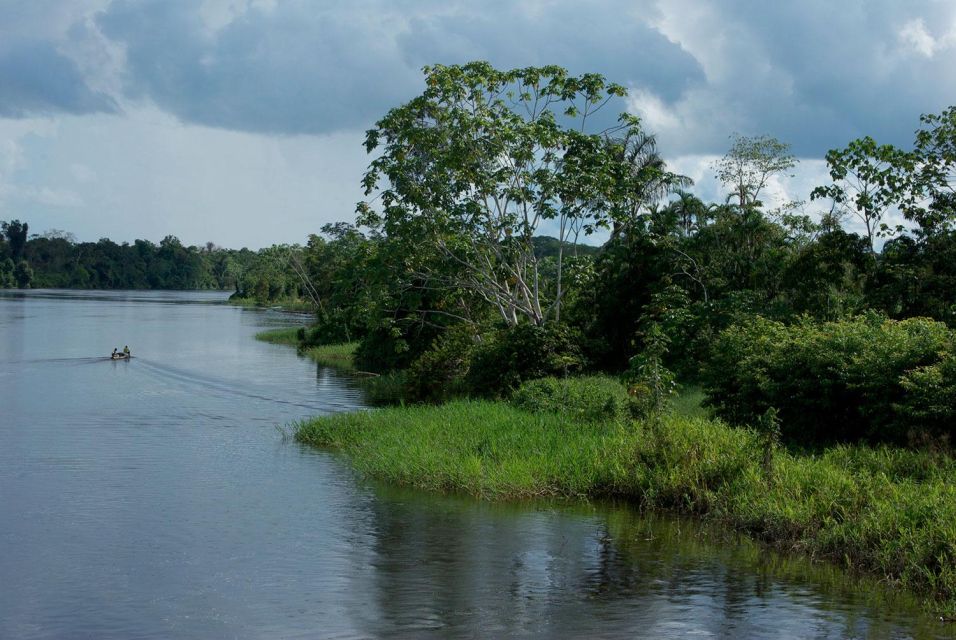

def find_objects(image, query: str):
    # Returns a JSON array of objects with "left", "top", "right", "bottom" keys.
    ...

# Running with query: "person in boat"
[
  {"left": 123, "top": 345, "right": 130, "bottom": 356},
  {"left": 112, "top": 348, "right": 119, "bottom": 357}
]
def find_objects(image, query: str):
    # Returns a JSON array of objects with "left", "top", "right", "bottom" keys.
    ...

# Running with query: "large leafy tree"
[
  {"left": 910, "top": 106, "right": 956, "bottom": 235},
  {"left": 713, "top": 134, "right": 797, "bottom": 208},
  {"left": 359, "top": 61, "right": 681, "bottom": 326},
  {"left": 811, "top": 137, "right": 917, "bottom": 254}
]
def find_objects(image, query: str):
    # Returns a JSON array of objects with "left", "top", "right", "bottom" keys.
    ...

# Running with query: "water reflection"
[{"left": 357, "top": 488, "right": 953, "bottom": 638}]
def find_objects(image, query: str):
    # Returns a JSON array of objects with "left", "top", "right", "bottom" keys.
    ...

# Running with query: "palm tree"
[{"left": 605, "top": 130, "right": 692, "bottom": 238}]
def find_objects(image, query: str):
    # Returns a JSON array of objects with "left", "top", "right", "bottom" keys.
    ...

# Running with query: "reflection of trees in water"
[{"left": 359, "top": 495, "right": 939, "bottom": 638}]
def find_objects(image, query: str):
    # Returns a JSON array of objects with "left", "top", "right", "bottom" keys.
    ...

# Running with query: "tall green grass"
[
  {"left": 296, "top": 401, "right": 956, "bottom": 615},
  {"left": 301, "top": 342, "right": 359, "bottom": 371},
  {"left": 254, "top": 327, "right": 302, "bottom": 346}
]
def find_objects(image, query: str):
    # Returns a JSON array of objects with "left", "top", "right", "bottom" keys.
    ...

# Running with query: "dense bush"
[
  {"left": 510, "top": 375, "right": 635, "bottom": 424},
  {"left": 467, "top": 323, "right": 586, "bottom": 397},
  {"left": 898, "top": 353, "right": 956, "bottom": 444},
  {"left": 353, "top": 323, "right": 423, "bottom": 373},
  {"left": 404, "top": 326, "right": 479, "bottom": 403},
  {"left": 702, "top": 314, "right": 956, "bottom": 444}
]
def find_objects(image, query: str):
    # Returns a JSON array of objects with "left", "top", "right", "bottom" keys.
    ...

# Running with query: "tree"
[
  {"left": 2, "top": 220, "right": 29, "bottom": 261},
  {"left": 811, "top": 137, "right": 916, "bottom": 254},
  {"left": 713, "top": 134, "right": 797, "bottom": 208},
  {"left": 13, "top": 260, "right": 32, "bottom": 288},
  {"left": 0, "top": 258, "right": 14, "bottom": 288},
  {"left": 359, "top": 61, "right": 672, "bottom": 326},
  {"left": 909, "top": 106, "right": 956, "bottom": 235}
]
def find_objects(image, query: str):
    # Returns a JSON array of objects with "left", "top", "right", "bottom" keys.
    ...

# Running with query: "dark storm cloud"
[
  {"left": 0, "top": 40, "right": 117, "bottom": 117},
  {"left": 394, "top": 3, "right": 704, "bottom": 102},
  {"left": 2, "top": 0, "right": 955, "bottom": 156},
  {"left": 716, "top": 0, "right": 955, "bottom": 153},
  {"left": 96, "top": 0, "right": 424, "bottom": 135},
  {"left": 94, "top": 0, "right": 702, "bottom": 135}
]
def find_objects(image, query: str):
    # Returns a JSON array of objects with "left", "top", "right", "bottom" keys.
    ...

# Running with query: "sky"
[{"left": 0, "top": 0, "right": 955, "bottom": 249}]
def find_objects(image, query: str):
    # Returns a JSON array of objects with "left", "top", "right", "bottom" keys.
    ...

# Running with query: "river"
[{"left": 0, "top": 289, "right": 952, "bottom": 639}]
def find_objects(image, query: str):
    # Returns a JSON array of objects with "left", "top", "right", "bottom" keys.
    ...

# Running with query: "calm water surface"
[{"left": 1, "top": 290, "right": 953, "bottom": 639}]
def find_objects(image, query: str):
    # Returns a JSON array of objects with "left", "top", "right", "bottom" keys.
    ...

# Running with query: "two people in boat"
[{"left": 111, "top": 346, "right": 131, "bottom": 359}]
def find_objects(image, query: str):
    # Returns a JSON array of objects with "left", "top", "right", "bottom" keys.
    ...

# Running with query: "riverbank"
[
  {"left": 256, "top": 333, "right": 404, "bottom": 404},
  {"left": 296, "top": 400, "right": 956, "bottom": 616},
  {"left": 257, "top": 333, "right": 956, "bottom": 614}
]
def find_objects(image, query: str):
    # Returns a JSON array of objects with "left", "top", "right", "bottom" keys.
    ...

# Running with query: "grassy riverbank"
[
  {"left": 231, "top": 297, "right": 316, "bottom": 312},
  {"left": 256, "top": 335, "right": 403, "bottom": 404},
  {"left": 296, "top": 401, "right": 956, "bottom": 615},
  {"left": 254, "top": 327, "right": 301, "bottom": 345},
  {"left": 301, "top": 342, "right": 359, "bottom": 371}
]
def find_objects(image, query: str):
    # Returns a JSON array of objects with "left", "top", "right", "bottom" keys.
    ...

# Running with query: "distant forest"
[
  {"left": 0, "top": 220, "right": 289, "bottom": 294},
  {"left": 0, "top": 219, "right": 598, "bottom": 302}
]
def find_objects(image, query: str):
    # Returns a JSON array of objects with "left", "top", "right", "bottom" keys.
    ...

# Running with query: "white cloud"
[
  {"left": 1, "top": 107, "right": 369, "bottom": 248},
  {"left": 899, "top": 19, "right": 939, "bottom": 57}
]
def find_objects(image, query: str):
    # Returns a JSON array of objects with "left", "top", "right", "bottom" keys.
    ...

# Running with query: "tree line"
[{"left": 0, "top": 223, "right": 309, "bottom": 301}]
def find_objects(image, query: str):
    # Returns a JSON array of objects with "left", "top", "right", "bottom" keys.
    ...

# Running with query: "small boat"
[{"left": 111, "top": 352, "right": 131, "bottom": 360}]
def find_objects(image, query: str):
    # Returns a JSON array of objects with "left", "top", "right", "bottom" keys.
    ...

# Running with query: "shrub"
[
  {"left": 702, "top": 314, "right": 956, "bottom": 445},
  {"left": 353, "top": 324, "right": 414, "bottom": 373},
  {"left": 510, "top": 375, "right": 635, "bottom": 424},
  {"left": 898, "top": 353, "right": 956, "bottom": 446},
  {"left": 404, "top": 325, "right": 479, "bottom": 403},
  {"left": 624, "top": 322, "right": 678, "bottom": 417},
  {"left": 467, "top": 323, "right": 586, "bottom": 397}
]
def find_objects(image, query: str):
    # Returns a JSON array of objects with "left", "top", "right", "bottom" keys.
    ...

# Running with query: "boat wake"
[{"left": 133, "top": 357, "right": 359, "bottom": 414}]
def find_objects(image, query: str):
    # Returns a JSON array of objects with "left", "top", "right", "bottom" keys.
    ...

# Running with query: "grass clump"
[
  {"left": 254, "top": 327, "right": 303, "bottom": 346},
  {"left": 301, "top": 342, "right": 359, "bottom": 372},
  {"left": 255, "top": 330, "right": 358, "bottom": 371},
  {"left": 295, "top": 401, "right": 956, "bottom": 615}
]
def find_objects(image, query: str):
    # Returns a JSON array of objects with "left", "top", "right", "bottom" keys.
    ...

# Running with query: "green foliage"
[
  {"left": 253, "top": 327, "right": 302, "bottom": 346},
  {"left": 300, "top": 342, "right": 359, "bottom": 372},
  {"left": 703, "top": 315, "right": 956, "bottom": 444},
  {"left": 2, "top": 219, "right": 28, "bottom": 261},
  {"left": 624, "top": 323, "right": 678, "bottom": 417},
  {"left": 12, "top": 259, "right": 32, "bottom": 288},
  {"left": 905, "top": 106, "right": 956, "bottom": 236},
  {"left": 510, "top": 375, "right": 635, "bottom": 424},
  {"left": 811, "top": 137, "right": 917, "bottom": 252},
  {"left": 867, "top": 232, "right": 956, "bottom": 325},
  {"left": 0, "top": 258, "right": 14, "bottom": 288},
  {"left": 898, "top": 353, "right": 956, "bottom": 441},
  {"left": 353, "top": 323, "right": 419, "bottom": 373},
  {"left": 714, "top": 134, "right": 797, "bottom": 207},
  {"left": 467, "top": 323, "right": 586, "bottom": 397},
  {"left": 404, "top": 325, "right": 479, "bottom": 403}
]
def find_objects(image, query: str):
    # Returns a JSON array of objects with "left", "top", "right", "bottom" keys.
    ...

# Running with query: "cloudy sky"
[{"left": 1, "top": 0, "right": 954, "bottom": 248}]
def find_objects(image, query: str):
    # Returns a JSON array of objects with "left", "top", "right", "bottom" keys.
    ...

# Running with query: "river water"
[{"left": 0, "top": 289, "right": 952, "bottom": 639}]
